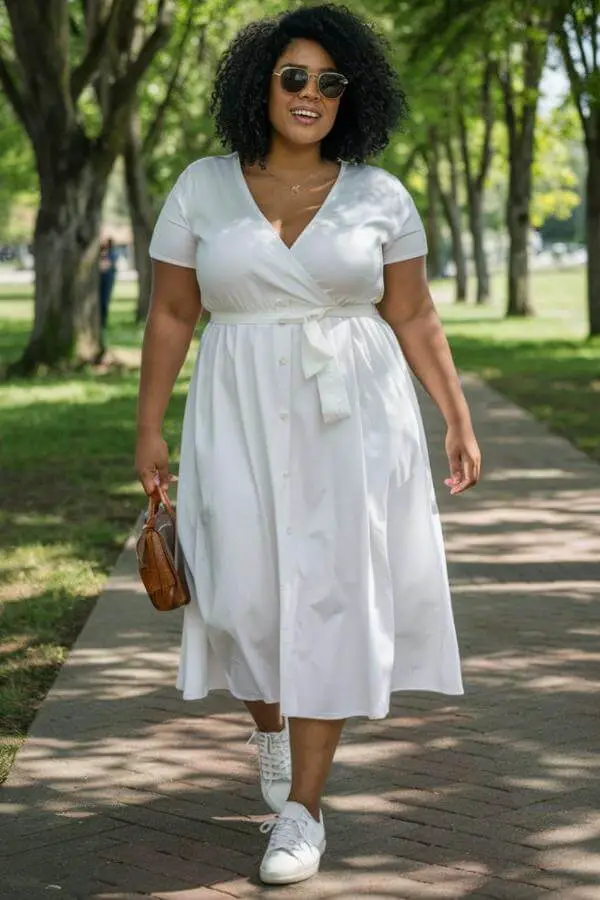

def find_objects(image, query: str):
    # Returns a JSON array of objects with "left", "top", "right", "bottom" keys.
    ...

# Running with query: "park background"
[{"left": 0, "top": 0, "right": 598, "bottom": 785}]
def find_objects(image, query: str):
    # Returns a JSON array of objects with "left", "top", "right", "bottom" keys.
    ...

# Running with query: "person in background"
[{"left": 99, "top": 237, "right": 117, "bottom": 338}]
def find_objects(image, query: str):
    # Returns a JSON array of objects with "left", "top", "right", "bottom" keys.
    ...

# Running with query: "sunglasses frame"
[{"left": 273, "top": 65, "right": 349, "bottom": 100}]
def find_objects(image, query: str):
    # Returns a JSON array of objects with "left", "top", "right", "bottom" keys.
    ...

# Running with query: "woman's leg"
[
  {"left": 244, "top": 700, "right": 284, "bottom": 732},
  {"left": 288, "top": 718, "right": 345, "bottom": 820}
]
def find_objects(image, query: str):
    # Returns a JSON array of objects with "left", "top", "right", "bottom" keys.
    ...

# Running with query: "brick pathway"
[{"left": 2, "top": 375, "right": 600, "bottom": 899}]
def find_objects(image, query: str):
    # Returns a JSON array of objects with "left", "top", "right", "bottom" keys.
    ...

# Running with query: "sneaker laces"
[
  {"left": 259, "top": 814, "right": 310, "bottom": 855},
  {"left": 249, "top": 729, "right": 291, "bottom": 784}
]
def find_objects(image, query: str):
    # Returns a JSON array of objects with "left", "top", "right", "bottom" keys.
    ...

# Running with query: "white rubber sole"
[{"left": 259, "top": 840, "right": 326, "bottom": 885}]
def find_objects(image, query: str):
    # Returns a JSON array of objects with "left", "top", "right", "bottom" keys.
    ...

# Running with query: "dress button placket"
[{"left": 276, "top": 319, "right": 293, "bottom": 711}]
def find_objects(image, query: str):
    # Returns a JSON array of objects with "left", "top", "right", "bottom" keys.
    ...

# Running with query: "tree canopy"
[{"left": 0, "top": 0, "right": 598, "bottom": 371}]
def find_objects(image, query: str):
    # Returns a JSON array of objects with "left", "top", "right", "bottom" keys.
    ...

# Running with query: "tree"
[
  {"left": 497, "top": 12, "right": 549, "bottom": 316},
  {"left": 412, "top": 54, "right": 496, "bottom": 304},
  {"left": 408, "top": 44, "right": 497, "bottom": 305},
  {"left": 405, "top": 0, "right": 552, "bottom": 316},
  {"left": 0, "top": 1, "right": 174, "bottom": 375},
  {"left": 375, "top": 12, "right": 472, "bottom": 295},
  {"left": 124, "top": 0, "right": 201, "bottom": 323},
  {"left": 424, "top": 165, "right": 445, "bottom": 280},
  {"left": 554, "top": 0, "right": 600, "bottom": 336},
  {"left": 429, "top": 131, "right": 469, "bottom": 302},
  {"left": 457, "top": 55, "right": 496, "bottom": 304}
]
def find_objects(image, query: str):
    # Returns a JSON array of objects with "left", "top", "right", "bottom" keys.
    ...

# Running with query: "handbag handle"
[
  {"left": 147, "top": 483, "right": 175, "bottom": 519},
  {"left": 145, "top": 484, "right": 183, "bottom": 572}
]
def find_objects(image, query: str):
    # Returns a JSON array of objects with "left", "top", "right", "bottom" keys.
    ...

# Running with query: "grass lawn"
[
  {"left": 0, "top": 283, "right": 200, "bottom": 782},
  {"left": 0, "top": 266, "right": 598, "bottom": 782},
  {"left": 433, "top": 267, "right": 600, "bottom": 462}
]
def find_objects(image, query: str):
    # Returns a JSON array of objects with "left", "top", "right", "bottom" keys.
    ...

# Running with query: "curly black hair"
[{"left": 210, "top": 4, "right": 407, "bottom": 165}]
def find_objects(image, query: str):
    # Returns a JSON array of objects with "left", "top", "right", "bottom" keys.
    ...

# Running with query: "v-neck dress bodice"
[
  {"left": 233, "top": 153, "right": 346, "bottom": 252},
  {"left": 149, "top": 152, "right": 463, "bottom": 719}
]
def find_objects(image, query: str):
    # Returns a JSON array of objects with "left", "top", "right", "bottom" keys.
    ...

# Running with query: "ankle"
[
  {"left": 258, "top": 720, "right": 285, "bottom": 734},
  {"left": 244, "top": 702, "right": 284, "bottom": 733}
]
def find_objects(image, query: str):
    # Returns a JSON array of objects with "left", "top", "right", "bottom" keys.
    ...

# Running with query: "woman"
[{"left": 135, "top": 3, "right": 480, "bottom": 886}]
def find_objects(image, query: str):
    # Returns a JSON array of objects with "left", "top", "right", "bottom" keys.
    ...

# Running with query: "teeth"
[{"left": 291, "top": 109, "right": 319, "bottom": 118}]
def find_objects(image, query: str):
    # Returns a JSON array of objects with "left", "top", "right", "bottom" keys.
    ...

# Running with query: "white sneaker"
[
  {"left": 249, "top": 723, "right": 291, "bottom": 813},
  {"left": 259, "top": 800, "right": 326, "bottom": 885}
]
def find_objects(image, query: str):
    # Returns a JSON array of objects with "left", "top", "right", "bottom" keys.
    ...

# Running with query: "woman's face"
[{"left": 268, "top": 39, "right": 343, "bottom": 150}]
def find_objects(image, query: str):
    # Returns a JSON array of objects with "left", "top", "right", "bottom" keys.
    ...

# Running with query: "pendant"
[{"left": 291, "top": 184, "right": 301, "bottom": 195}]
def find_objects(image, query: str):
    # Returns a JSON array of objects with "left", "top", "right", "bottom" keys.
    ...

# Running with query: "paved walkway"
[{"left": 2, "top": 375, "right": 600, "bottom": 900}]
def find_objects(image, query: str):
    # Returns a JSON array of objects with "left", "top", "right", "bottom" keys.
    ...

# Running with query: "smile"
[{"left": 290, "top": 108, "right": 321, "bottom": 124}]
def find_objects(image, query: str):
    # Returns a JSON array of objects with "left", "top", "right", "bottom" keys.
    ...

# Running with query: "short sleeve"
[
  {"left": 382, "top": 187, "right": 428, "bottom": 266},
  {"left": 149, "top": 171, "right": 197, "bottom": 269}
]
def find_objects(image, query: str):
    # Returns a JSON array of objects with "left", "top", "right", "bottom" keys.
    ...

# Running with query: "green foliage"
[
  {"left": 0, "top": 0, "right": 591, "bottom": 274},
  {"left": 0, "top": 95, "right": 37, "bottom": 242},
  {"left": 140, "top": 0, "right": 291, "bottom": 203},
  {"left": 554, "top": 1, "right": 600, "bottom": 132},
  {"left": 532, "top": 103, "right": 583, "bottom": 228},
  {"left": 379, "top": 0, "right": 588, "bottom": 245}
]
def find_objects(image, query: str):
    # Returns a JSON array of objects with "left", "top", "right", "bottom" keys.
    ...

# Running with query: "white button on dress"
[{"left": 149, "top": 152, "right": 464, "bottom": 720}]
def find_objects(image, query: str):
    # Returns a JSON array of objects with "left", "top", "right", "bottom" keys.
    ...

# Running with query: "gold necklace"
[{"left": 264, "top": 166, "right": 323, "bottom": 195}]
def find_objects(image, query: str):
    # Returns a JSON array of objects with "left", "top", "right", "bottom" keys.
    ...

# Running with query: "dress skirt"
[{"left": 175, "top": 315, "right": 463, "bottom": 720}]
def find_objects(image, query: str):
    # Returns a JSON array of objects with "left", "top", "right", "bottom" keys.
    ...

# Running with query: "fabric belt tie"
[{"left": 209, "top": 304, "right": 380, "bottom": 423}]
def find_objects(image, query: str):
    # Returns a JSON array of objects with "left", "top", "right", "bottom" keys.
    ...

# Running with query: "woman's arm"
[
  {"left": 135, "top": 260, "right": 202, "bottom": 494},
  {"left": 378, "top": 256, "right": 481, "bottom": 494}
]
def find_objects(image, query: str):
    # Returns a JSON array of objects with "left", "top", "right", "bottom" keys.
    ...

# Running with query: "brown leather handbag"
[{"left": 136, "top": 485, "right": 191, "bottom": 611}]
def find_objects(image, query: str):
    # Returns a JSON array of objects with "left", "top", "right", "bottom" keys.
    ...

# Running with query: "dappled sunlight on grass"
[
  {"left": 435, "top": 267, "right": 589, "bottom": 340},
  {"left": 438, "top": 279, "right": 597, "bottom": 462},
  {"left": 432, "top": 271, "right": 600, "bottom": 466},
  {"left": 0, "top": 380, "right": 137, "bottom": 412}
]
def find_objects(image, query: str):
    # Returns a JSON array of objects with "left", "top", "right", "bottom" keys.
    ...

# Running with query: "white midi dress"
[{"left": 149, "top": 152, "right": 463, "bottom": 720}]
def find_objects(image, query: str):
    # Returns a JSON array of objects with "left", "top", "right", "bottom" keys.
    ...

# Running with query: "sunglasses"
[{"left": 273, "top": 65, "right": 349, "bottom": 100}]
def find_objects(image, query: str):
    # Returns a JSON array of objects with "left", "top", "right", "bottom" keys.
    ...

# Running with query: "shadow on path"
[{"left": 1, "top": 376, "right": 600, "bottom": 899}]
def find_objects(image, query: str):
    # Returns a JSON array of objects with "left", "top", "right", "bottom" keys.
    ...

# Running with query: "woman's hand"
[
  {"left": 135, "top": 429, "right": 171, "bottom": 496},
  {"left": 444, "top": 422, "right": 481, "bottom": 495}
]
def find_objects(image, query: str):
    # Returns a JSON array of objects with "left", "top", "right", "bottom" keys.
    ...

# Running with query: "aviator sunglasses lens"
[
  {"left": 318, "top": 72, "right": 347, "bottom": 98},
  {"left": 280, "top": 67, "right": 310, "bottom": 93}
]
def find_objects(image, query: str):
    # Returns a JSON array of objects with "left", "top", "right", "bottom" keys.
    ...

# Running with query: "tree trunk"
[
  {"left": 506, "top": 150, "right": 534, "bottom": 316},
  {"left": 555, "top": 11, "right": 600, "bottom": 338},
  {"left": 470, "top": 188, "right": 489, "bottom": 304},
  {"left": 426, "top": 164, "right": 444, "bottom": 280},
  {"left": 500, "top": 34, "right": 546, "bottom": 318},
  {"left": 445, "top": 138, "right": 467, "bottom": 303},
  {"left": 587, "top": 134, "right": 600, "bottom": 337},
  {"left": 459, "top": 111, "right": 491, "bottom": 305},
  {"left": 431, "top": 141, "right": 468, "bottom": 302},
  {"left": 457, "top": 61, "right": 494, "bottom": 306},
  {"left": 124, "top": 113, "right": 154, "bottom": 323},
  {"left": 7, "top": 166, "right": 107, "bottom": 376},
  {"left": 442, "top": 193, "right": 468, "bottom": 303},
  {"left": 454, "top": 220, "right": 468, "bottom": 303}
]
